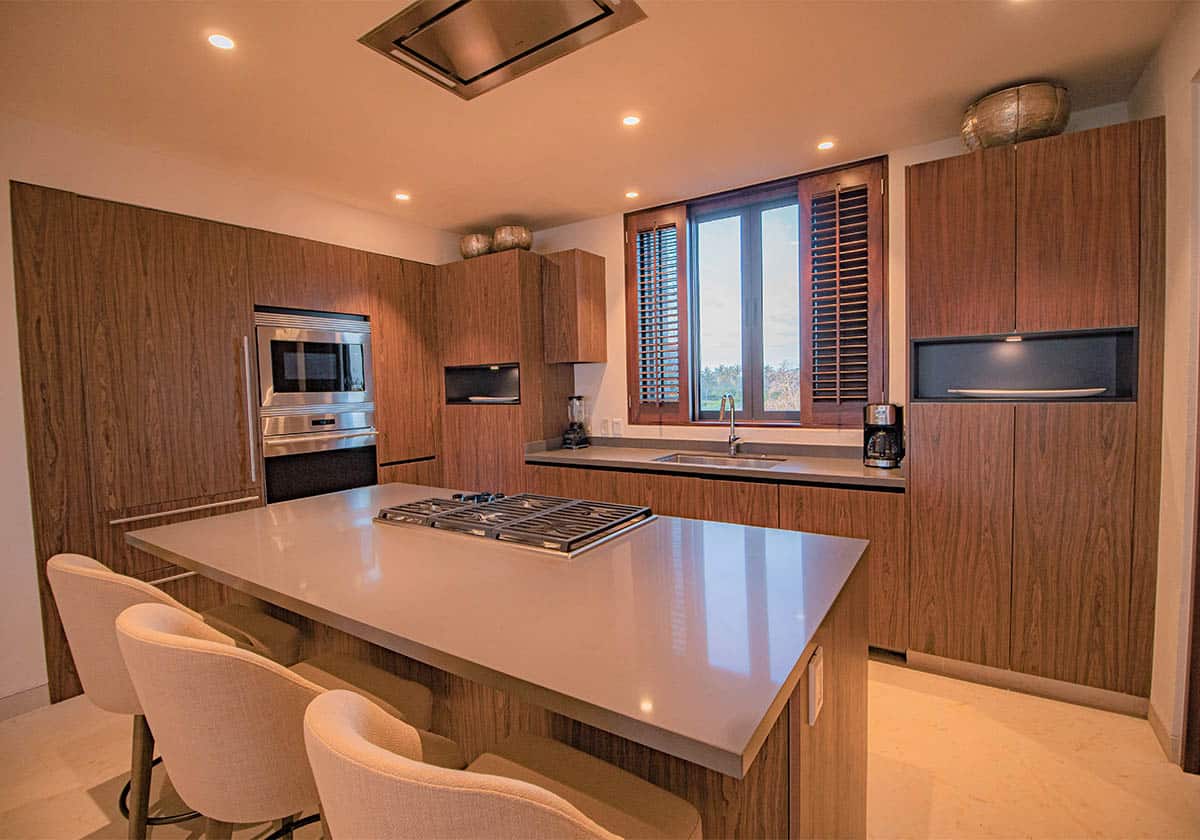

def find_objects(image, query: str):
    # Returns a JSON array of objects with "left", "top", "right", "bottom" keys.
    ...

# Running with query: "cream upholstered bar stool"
[
  {"left": 115, "top": 602, "right": 465, "bottom": 839},
  {"left": 46, "top": 553, "right": 303, "bottom": 838},
  {"left": 304, "top": 689, "right": 703, "bottom": 840}
]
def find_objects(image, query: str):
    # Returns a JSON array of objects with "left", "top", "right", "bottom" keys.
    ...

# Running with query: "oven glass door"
[
  {"left": 270, "top": 341, "right": 366, "bottom": 394},
  {"left": 257, "top": 324, "right": 373, "bottom": 408}
]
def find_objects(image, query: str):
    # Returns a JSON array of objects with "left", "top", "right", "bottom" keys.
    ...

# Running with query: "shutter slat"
[
  {"left": 634, "top": 224, "right": 683, "bottom": 408},
  {"left": 808, "top": 181, "right": 872, "bottom": 405}
]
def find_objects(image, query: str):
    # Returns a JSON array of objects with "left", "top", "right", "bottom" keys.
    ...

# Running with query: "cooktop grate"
[{"left": 375, "top": 493, "right": 652, "bottom": 555}]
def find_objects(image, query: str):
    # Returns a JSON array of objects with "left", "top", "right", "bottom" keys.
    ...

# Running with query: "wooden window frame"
[{"left": 624, "top": 158, "right": 887, "bottom": 428}]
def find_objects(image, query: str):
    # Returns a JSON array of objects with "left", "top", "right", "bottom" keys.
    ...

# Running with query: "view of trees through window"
[{"left": 695, "top": 201, "right": 801, "bottom": 418}]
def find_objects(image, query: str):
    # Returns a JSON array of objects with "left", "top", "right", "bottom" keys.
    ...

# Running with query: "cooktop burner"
[{"left": 375, "top": 493, "right": 653, "bottom": 556}]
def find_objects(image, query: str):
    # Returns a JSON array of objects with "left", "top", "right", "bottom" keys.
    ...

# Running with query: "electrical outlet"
[
  {"left": 808, "top": 646, "right": 824, "bottom": 726},
  {"left": 600, "top": 418, "right": 612, "bottom": 436},
  {"left": 612, "top": 418, "right": 623, "bottom": 436}
]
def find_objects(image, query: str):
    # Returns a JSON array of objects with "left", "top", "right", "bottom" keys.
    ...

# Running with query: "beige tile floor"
[{"left": 1, "top": 661, "right": 1197, "bottom": 839}]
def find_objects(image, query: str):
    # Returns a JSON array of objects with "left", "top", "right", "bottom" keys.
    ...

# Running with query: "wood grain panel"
[
  {"left": 1129, "top": 116, "right": 1165, "bottom": 698},
  {"left": 543, "top": 249, "right": 607, "bottom": 363},
  {"left": 906, "top": 146, "right": 1015, "bottom": 338},
  {"left": 379, "top": 458, "right": 443, "bottom": 488},
  {"left": 791, "top": 560, "right": 868, "bottom": 839},
  {"left": 1015, "top": 121, "right": 1139, "bottom": 331},
  {"left": 909, "top": 404, "right": 1013, "bottom": 669},
  {"left": 675, "top": 477, "right": 779, "bottom": 527},
  {"left": 247, "top": 228, "right": 371, "bottom": 316},
  {"left": 96, "top": 491, "right": 263, "bottom": 581},
  {"left": 779, "top": 486, "right": 907, "bottom": 652},
  {"left": 1011, "top": 403, "right": 1135, "bottom": 692},
  {"left": 75, "top": 197, "right": 257, "bottom": 512},
  {"left": 371, "top": 255, "right": 440, "bottom": 463},
  {"left": 436, "top": 252, "right": 522, "bottom": 367},
  {"left": 11, "top": 182, "right": 91, "bottom": 701},
  {"left": 440, "top": 405, "right": 526, "bottom": 494}
]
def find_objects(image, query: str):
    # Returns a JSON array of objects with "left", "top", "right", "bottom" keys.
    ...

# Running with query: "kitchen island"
[{"left": 127, "top": 483, "right": 870, "bottom": 839}]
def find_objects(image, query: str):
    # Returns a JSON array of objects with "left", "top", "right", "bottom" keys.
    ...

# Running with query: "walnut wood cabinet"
[
  {"left": 370, "top": 255, "right": 440, "bottom": 464},
  {"left": 379, "top": 458, "right": 443, "bottom": 488},
  {"left": 1010, "top": 403, "right": 1135, "bottom": 692},
  {"left": 543, "top": 249, "right": 606, "bottom": 363},
  {"left": 248, "top": 228, "right": 371, "bottom": 316},
  {"left": 908, "top": 403, "right": 1014, "bottom": 669},
  {"left": 1015, "top": 121, "right": 1140, "bottom": 331},
  {"left": 907, "top": 145, "right": 1016, "bottom": 339},
  {"left": 74, "top": 196, "right": 260, "bottom": 513},
  {"left": 436, "top": 252, "right": 574, "bottom": 492},
  {"left": 779, "top": 485, "right": 908, "bottom": 652},
  {"left": 907, "top": 119, "right": 1143, "bottom": 339}
]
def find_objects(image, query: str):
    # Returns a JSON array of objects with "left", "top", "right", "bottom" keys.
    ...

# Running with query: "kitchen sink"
[{"left": 652, "top": 453, "right": 786, "bottom": 469}]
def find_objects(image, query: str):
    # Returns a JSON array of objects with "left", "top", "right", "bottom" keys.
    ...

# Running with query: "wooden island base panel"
[{"left": 138, "top": 562, "right": 867, "bottom": 840}]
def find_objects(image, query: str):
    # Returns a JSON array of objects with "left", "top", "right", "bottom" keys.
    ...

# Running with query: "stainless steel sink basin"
[{"left": 652, "top": 453, "right": 785, "bottom": 469}]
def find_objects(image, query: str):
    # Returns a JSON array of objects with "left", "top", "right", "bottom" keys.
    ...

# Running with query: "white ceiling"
[{"left": 0, "top": 1, "right": 1179, "bottom": 233}]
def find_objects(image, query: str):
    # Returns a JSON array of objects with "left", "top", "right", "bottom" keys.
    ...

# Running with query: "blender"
[{"left": 563, "top": 395, "right": 590, "bottom": 449}]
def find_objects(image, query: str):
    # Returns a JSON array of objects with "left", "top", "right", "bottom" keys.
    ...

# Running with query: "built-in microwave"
[{"left": 255, "top": 308, "right": 374, "bottom": 409}]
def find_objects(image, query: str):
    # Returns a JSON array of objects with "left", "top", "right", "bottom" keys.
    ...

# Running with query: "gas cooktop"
[{"left": 375, "top": 493, "right": 654, "bottom": 556}]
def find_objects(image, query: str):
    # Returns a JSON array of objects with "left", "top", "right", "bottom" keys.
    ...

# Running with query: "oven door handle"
[{"left": 262, "top": 429, "right": 378, "bottom": 457}]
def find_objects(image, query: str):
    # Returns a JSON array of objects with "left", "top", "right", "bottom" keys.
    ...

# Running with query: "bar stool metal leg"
[
  {"left": 127, "top": 715, "right": 153, "bottom": 840},
  {"left": 206, "top": 818, "right": 236, "bottom": 839}
]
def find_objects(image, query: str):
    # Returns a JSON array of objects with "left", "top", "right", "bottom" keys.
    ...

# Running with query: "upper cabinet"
[
  {"left": 247, "top": 228, "right": 371, "bottom": 317},
  {"left": 1015, "top": 121, "right": 1139, "bottom": 331},
  {"left": 75, "top": 197, "right": 258, "bottom": 512},
  {"left": 907, "top": 146, "right": 1015, "bottom": 339},
  {"left": 907, "top": 120, "right": 1143, "bottom": 338},
  {"left": 437, "top": 250, "right": 530, "bottom": 367},
  {"left": 542, "top": 249, "right": 607, "bottom": 363}
]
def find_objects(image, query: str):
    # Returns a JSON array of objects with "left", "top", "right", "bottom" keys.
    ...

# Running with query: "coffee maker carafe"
[
  {"left": 563, "top": 395, "right": 590, "bottom": 449},
  {"left": 863, "top": 404, "right": 904, "bottom": 468}
]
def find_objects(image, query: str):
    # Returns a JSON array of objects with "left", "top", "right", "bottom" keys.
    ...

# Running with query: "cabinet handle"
[
  {"left": 147, "top": 571, "right": 196, "bottom": 586},
  {"left": 108, "top": 495, "right": 260, "bottom": 526},
  {"left": 243, "top": 335, "right": 258, "bottom": 483}
]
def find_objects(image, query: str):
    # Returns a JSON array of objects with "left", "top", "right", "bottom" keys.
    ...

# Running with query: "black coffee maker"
[{"left": 863, "top": 404, "right": 904, "bottom": 468}]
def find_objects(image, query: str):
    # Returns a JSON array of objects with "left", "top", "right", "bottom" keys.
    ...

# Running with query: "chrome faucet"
[{"left": 719, "top": 393, "right": 742, "bottom": 456}]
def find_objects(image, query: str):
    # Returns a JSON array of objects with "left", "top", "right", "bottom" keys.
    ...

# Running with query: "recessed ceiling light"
[
  {"left": 622, "top": 115, "right": 641, "bottom": 126},
  {"left": 1005, "top": 335, "right": 1023, "bottom": 342},
  {"left": 207, "top": 34, "right": 235, "bottom": 50},
  {"left": 393, "top": 192, "right": 411, "bottom": 201},
  {"left": 817, "top": 140, "right": 835, "bottom": 151},
  {"left": 625, "top": 191, "right": 639, "bottom": 199}
]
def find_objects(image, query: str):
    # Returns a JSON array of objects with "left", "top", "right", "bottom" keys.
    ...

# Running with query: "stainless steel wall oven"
[{"left": 254, "top": 307, "right": 378, "bottom": 502}]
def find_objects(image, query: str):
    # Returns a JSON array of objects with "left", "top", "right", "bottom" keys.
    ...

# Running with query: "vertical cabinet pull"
[{"left": 242, "top": 335, "right": 258, "bottom": 484}]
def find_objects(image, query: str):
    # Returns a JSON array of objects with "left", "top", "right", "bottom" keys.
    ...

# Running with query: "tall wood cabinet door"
[
  {"left": 909, "top": 403, "right": 1014, "bottom": 668},
  {"left": 780, "top": 485, "right": 908, "bottom": 652},
  {"left": 907, "top": 146, "right": 1016, "bottom": 338},
  {"left": 247, "top": 228, "right": 371, "bottom": 316},
  {"left": 1015, "top": 122, "right": 1139, "bottom": 331},
  {"left": 1011, "top": 403, "right": 1135, "bottom": 691},
  {"left": 76, "top": 198, "right": 259, "bottom": 513},
  {"left": 436, "top": 252, "right": 523, "bottom": 367},
  {"left": 371, "top": 255, "right": 439, "bottom": 463}
]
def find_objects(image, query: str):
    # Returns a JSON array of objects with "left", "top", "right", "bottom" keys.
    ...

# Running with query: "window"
[{"left": 625, "top": 159, "right": 886, "bottom": 427}]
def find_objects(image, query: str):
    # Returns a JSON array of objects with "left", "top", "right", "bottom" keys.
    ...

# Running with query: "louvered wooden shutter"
[
  {"left": 624, "top": 205, "right": 690, "bottom": 424},
  {"left": 799, "top": 160, "right": 887, "bottom": 425}
]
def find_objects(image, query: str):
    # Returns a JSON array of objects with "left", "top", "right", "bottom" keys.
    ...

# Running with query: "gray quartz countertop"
[
  {"left": 128, "top": 482, "right": 867, "bottom": 778},
  {"left": 526, "top": 438, "right": 905, "bottom": 490}
]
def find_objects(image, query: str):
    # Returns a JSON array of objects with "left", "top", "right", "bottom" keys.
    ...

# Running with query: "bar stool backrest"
[
  {"left": 46, "top": 553, "right": 198, "bottom": 715},
  {"left": 304, "top": 689, "right": 619, "bottom": 840},
  {"left": 115, "top": 602, "right": 325, "bottom": 825}
]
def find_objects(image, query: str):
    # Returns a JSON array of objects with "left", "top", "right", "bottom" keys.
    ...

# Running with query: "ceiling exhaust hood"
[{"left": 359, "top": 0, "right": 646, "bottom": 100}]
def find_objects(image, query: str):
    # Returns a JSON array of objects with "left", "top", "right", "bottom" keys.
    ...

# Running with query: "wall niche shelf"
[
  {"left": 445, "top": 363, "right": 521, "bottom": 405},
  {"left": 911, "top": 328, "right": 1137, "bottom": 402}
]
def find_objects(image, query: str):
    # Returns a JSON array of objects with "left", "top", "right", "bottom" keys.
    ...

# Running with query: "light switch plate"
[
  {"left": 808, "top": 646, "right": 824, "bottom": 726},
  {"left": 611, "top": 418, "right": 623, "bottom": 436}
]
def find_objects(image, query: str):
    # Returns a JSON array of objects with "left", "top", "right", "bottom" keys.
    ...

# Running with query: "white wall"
[
  {"left": 1129, "top": 0, "right": 1200, "bottom": 763},
  {"left": 535, "top": 103, "right": 1129, "bottom": 448},
  {"left": 0, "top": 113, "right": 459, "bottom": 705}
]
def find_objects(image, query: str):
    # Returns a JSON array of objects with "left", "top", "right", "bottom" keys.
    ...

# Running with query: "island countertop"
[{"left": 127, "top": 483, "right": 867, "bottom": 778}]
